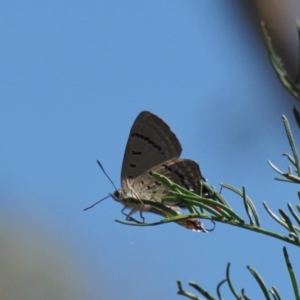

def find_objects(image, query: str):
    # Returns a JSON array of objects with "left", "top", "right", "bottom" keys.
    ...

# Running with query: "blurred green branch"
[
  {"left": 261, "top": 20, "right": 300, "bottom": 100},
  {"left": 176, "top": 247, "right": 299, "bottom": 300}
]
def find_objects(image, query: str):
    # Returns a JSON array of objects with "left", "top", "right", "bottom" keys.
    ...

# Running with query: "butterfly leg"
[
  {"left": 121, "top": 207, "right": 143, "bottom": 224},
  {"left": 121, "top": 206, "right": 133, "bottom": 220},
  {"left": 139, "top": 211, "right": 145, "bottom": 223}
]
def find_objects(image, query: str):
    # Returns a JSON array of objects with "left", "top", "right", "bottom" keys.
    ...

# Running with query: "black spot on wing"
[
  {"left": 131, "top": 132, "right": 165, "bottom": 156},
  {"left": 132, "top": 151, "right": 141, "bottom": 155},
  {"left": 162, "top": 164, "right": 190, "bottom": 190}
]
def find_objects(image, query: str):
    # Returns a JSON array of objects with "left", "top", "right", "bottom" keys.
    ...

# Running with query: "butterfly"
[{"left": 108, "top": 111, "right": 209, "bottom": 232}]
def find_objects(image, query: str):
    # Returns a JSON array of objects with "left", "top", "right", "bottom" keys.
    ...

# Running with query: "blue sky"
[{"left": 1, "top": 1, "right": 300, "bottom": 299}]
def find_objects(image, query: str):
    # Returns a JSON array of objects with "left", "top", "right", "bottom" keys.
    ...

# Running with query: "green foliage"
[
  {"left": 176, "top": 247, "right": 299, "bottom": 300},
  {"left": 261, "top": 21, "right": 300, "bottom": 99}
]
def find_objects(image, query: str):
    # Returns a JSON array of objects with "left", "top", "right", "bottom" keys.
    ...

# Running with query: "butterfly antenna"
[
  {"left": 83, "top": 195, "right": 111, "bottom": 211},
  {"left": 96, "top": 159, "right": 118, "bottom": 190}
]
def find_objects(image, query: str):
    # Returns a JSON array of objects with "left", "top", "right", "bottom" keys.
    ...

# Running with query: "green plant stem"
[{"left": 115, "top": 216, "right": 300, "bottom": 247}]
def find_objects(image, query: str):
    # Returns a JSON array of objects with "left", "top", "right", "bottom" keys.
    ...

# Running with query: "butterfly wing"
[
  {"left": 132, "top": 158, "right": 207, "bottom": 232},
  {"left": 121, "top": 111, "right": 182, "bottom": 193},
  {"left": 128, "top": 158, "right": 205, "bottom": 202}
]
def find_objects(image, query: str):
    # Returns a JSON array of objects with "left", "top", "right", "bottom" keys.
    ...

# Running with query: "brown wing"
[
  {"left": 126, "top": 158, "right": 205, "bottom": 203},
  {"left": 121, "top": 111, "right": 182, "bottom": 194}
]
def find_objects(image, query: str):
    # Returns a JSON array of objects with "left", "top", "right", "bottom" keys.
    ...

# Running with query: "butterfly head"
[{"left": 111, "top": 189, "right": 124, "bottom": 202}]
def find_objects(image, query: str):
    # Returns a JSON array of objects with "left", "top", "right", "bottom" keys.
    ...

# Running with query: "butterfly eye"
[{"left": 113, "top": 190, "right": 124, "bottom": 201}]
